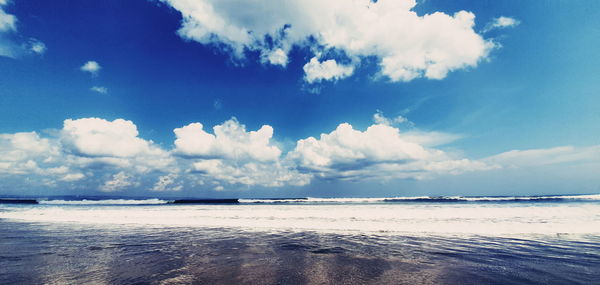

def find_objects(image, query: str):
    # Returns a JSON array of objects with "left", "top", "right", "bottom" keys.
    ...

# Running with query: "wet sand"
[{"left": 2, "top": 221, "right": 599, "bottom": 284}]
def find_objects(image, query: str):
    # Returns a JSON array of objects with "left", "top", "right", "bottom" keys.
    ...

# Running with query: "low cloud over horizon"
[{"left": 1, "top": 115, "right": 598, "bottom": 195}]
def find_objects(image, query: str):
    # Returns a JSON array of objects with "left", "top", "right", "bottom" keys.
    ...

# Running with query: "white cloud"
[
  {"left": 287, "top": 122, "right": 491, "bottom": 180},
  {"left": 58, "top": 118, "right": 175, "bottom": 175},
  {"left": 175, "top": 118, "right": 310, "bottom": 187},
  {"left": 0, "top": 5, "right": 16, "bottom": 32},
  {"left": 61, "top": 118, "right": 159, "bottom": 158},
  {"left": 0, "top": 4, "right": 47, "bottom": 58},
  {"left": 484, "top": 146, "right": 600, "bottom": 168},
  {"left": 60, "top": 172, "right": 85, "bottom": 182},
  {"left": 90, "top": 86, "right": 108, "bottom": 94},
  {"left": 0, "top": 2, "right": 17, "bottom": 58},
  {"left": 192, "top": 159, "right": 310, "bottom": 187},
  {"left": 1, "top": 132, "right": 52, "bottom": 154},
  {"left": 371, "top": 111, "right": 462, "bottom": 147},
  {"left": 0, "top": 132, "right": 56, "bottom": 175},
  {"left": 483, "top": 16, "right": 520, "bottom": 33},
  {"left": 289, "top": 123, "right": 430, "bottom": 169},
  {"left": 174, "top": 118, "right": 281, "bottom": 162},
  {"left": 101, "top": 171, "right": 138, "bottom": 192},
  {"left": 262, "top": 48, "right": 288, "bottom": 66},
  {"left": 80, "top": 60, "right": 101, "bottom": 76},
  {"left": 0, "top": 119, "right": 177, "bottom": 192},
  {"left": 373, "top": 110, "right": 410, "bottom": 126},
  {"left": 161, "top": 0, "right": 494, "bottom": 83},
  {"left": 152, "top": 173, "right": 183, "bottom": 191},
  {"left": 6, "top": 116, "right": 599, "bottom": 194},
  {"left": 28, "top": 39, "right": 46, "bottom": 54},
  {"left": 303, "top": 57, "right": 355, "bottom": 83}
]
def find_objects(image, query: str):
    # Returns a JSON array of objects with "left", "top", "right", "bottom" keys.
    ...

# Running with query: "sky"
[{"left": 1, "top": 0, "right": 599, "bottom": 198}]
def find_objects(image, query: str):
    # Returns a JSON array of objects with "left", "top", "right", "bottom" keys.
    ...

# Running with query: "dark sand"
[{"left": 1, "top": 221, "right": 599, "bottom": 284}]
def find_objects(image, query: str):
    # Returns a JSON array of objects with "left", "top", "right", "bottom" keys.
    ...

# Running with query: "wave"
[
  {"left": 239, "top": 194, "right": 600, "bottom": 204},
  {"left": 4, "top": 194, "right": 599, "bottom": 206},
  {"left": 2, "top": 201, "right": 600, "bottom": 235},
  {"left": 413, "top": 194, "right": 600, "bottom": 202},
  {"left": 38, "top": 199, "right": 171, "bottom": 205},
  {"left": 239, "top": 197, "right": 396, "bottom": 203}
]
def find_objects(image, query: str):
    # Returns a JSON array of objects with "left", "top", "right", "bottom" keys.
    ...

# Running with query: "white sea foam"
[
  {"left": 549, "top": 194, "right": 600, "bottom": 200},
  {"left": 239, "top": 194, "right": 600, "bottom": 203},
  {"left": 460, "top": 194, "right": 600, "bottom": 201},
  {"left": 38, "top": 199, "right": 171, "bottom": 205},
  {"left": 238, "top": 197, "right": 416, "bottom": 203},
  {"left": 2, "top": 202, "right": 600, "bottom": 236}
]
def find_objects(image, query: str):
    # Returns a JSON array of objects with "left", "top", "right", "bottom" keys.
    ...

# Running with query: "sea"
[{"left": 1, "top": 194, "right": 600, "bottom": 284}]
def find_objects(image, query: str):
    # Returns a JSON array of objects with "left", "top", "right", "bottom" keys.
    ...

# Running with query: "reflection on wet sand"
[{"left": 1, "top": 222, "right": 599, "bottom": 284}]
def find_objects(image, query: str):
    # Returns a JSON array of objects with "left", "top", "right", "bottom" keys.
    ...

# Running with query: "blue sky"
[{"left": 1, "top": 0, "right": 599, "bottom": 197}]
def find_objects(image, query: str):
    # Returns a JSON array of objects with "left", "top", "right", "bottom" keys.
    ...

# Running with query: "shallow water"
[{"left": 1, "top": 199, "right": 600, "bottom": 284}]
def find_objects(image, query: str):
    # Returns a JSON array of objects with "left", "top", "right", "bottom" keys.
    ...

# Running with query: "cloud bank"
[
  {"left": 0, "top": 115, "right": 516, "bottom": 193},
  {"left": 2, "top": 114, "right": 596, "bottom": 193},
  {"left": 160, "top": 0, "right": 496, "bottom": 83}
]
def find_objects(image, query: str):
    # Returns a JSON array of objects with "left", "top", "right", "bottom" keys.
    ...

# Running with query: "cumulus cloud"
[
  {"left": 0, "top": 132, "right": 56, "bottom": 175},
  {"left": 174, "top": 118, "right": 281, "bottom": 162},
  {"left": 2, "top": 117, "right": 307, "bottom": 192},
  {"left": 80, "top": 60, "right": 101, "bottom": 76},
  {"left": 90, "top": 86, "right": 108, "bottom": 94},
  {"left": 287, "top": 122, "right": 491, "bottom": 180},
  {"left": 0, "top": 117, "right": 495, "bottom": 192},
  {"left": 303, "top": 57, "right": 355, "bottom": 83},
  {"left": 262, "top": 48, "right": 288, "bottom": 66},
  {"left": 289, "top": 123, "right": 430, "bottom": 169},
  {"left": 0, "top": 119, "right": 177, "bottom": 192},
  {"left": 61, "top": 118, "right": 160, "bottom": 158},
  {"left": 371, "top": 111, "right": 462, "bottom": 147},
  {"left": 9, "top": 116, "right": 598, "bottom": 194},
  {"left": 161, "top": 0, "right": 495, "bottom": 83},
  {"left": 483, "top": 16, "right": 520, "bottom": 33},
  {"left": 175, "top": 118, "right": 310, "bottom": 187},
  {"left": 58, "top": 118, "right": 176, "bottom": 180}
]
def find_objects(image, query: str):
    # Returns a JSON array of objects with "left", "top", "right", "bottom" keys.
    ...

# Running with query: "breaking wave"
[
  {"left": 239, "top": 194, "right": 600, "bottom": 204},
  {"left": 38, "top": 199, "right": 171, "bottom": 205}
]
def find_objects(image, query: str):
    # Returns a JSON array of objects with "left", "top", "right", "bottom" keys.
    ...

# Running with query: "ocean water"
[{"left": 1, "top": 195, "right": 600, "bottom": 284}]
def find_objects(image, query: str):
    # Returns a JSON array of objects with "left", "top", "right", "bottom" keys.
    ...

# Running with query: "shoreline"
[{"left": 1, "top": 220, "right": 598, "bottom": 284}]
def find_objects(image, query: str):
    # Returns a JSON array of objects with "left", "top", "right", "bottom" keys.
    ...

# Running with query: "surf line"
[{"left": 171, "top": 199, "right": 239, "bottom": 204}]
